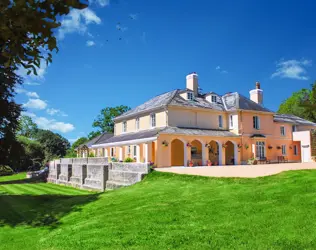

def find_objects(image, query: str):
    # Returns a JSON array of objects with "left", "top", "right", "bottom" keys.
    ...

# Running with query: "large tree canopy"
[
  {"left": 34, "top": 129, "right": 70, "bottom": 161},
  {"left": 278, "top": 81, "right": 316, "bottom": 123},
  {"left": 0, "top": 0, "right": 87, "bottom": 167},
  {"left": 93, "top": 105, "right": 131, "bottom": 133},
  {"left": 17, "top": 115, "right": 38, "bottom": 138}
]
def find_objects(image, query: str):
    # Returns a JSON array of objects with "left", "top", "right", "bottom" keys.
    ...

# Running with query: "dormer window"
[
  {"left": 187, "top": 92, "right": 194, "bottom": 100},
  {"left": 211, "top": 95, "right": 217, "bottom": 103}
]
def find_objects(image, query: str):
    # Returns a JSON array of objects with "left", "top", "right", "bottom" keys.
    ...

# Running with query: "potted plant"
[
  {"left": 289, "top": 145, "right": 293, "bottom": 150},
  {"left": 311, "top": 156, "right": 316, "bottom": 162},
  {"left": 237, "top": 144, "right": 242, "bottom": 149},
  {"left": 247, "top": 157, "right": 257, "bottom": 165},
  {"left": 206, "top": 160, "right": 212, "bottom": 166},
  {"left": 162, "top": 140, "right": 169, "bottom": 147},
  {"left": 276, "top": 146, "right": 281, "bottom": 150},
  {"left": 268, "top": 145, "right": 273, "bottom": 150},
  {"left": 222, "top": 143, "right": 228, "bottom": 149},
  {"left": 187, "top": 143, "right": 192, "bottom": 148},
  {"left": 188, "top": 160, "right": 194, "bottom": 167},
  {"left": 244, "top": 144, "right": 249, "bottom": 150}
]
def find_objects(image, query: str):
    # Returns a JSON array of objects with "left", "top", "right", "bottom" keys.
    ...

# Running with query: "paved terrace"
[{"left": 155, "top": 162, "right": 316, "bottom": 178}]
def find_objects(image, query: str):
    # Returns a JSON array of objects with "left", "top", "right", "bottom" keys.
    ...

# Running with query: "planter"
[{"left": 189, "top": 163, "right": 194, "bottom": 167}]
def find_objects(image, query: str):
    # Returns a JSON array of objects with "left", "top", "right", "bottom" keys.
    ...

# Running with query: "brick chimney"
[
  {"left": 186, "top": 72, "right": 198, "bottom": 95},
  {"left": 249, "top": 81, "right": 263, "bottom": 105}
]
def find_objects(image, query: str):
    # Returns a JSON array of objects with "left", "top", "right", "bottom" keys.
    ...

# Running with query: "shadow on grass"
[
  {"left": 0, "top": 193, "right": 100, "bottom": 229},
  {"left": 0, "top": 178, "right": 45, "bottom": 185}
]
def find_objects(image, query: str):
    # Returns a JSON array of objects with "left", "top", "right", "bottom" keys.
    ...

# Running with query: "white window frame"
[
  {"left": 280, "top": 126, "right": 286, "bottom": 136},
  {"left": 150, "top": 113, "right": 156, "bottom": 128},
  {"left": 281, "top": 145, "right": 286, "bottom": 155},
  {"left": 294, "top": 145, "right": 298, "bottom": 155},
  {"left": 253, "top": 116, "right": 260, "bottom": 130},
  {"left": 219, "top": 115, "right": 223, "bottom": 128},
  {"left": 122, "top": 121, "right": 127, "bottom": 133},
  {"left": 292, "top": 125, "right": 297, "bottom": 132},
  {"left": 229, "top": 115, "right": 233, "bottom": 129},
  {"left": 211, "top": 95, "right": 217, "bottom": 103},
  {"left": 187, "top": 92, "right": 194, "bottom": 100},
  {"left": 135, "top": 117, "right": 140, "bottom": 131}
]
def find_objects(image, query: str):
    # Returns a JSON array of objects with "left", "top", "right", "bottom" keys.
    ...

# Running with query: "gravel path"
[{"left": 155, "top": 162, "right": 316, "bottom": 178}]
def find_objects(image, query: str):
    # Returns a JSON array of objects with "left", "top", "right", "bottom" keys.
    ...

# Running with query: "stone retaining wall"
[{"left": 47, "top": 158, "right": 149, "bottom": 191}]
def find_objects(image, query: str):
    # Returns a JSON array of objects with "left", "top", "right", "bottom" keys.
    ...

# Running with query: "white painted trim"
[{"left": 91, "top": 137, "right": 157, "bottom": 148}]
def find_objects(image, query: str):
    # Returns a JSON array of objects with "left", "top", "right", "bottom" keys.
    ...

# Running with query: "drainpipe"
[{"left": 240, "top": 110, "right": 244, "bottom": 164}]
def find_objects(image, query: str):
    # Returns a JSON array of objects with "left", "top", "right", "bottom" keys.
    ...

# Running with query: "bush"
[
  {"left": 88, "top": 152, "right": 95, "bottom": 157},
  {"left": 0, "top": 165, "right": 14, "bottom": 176},
  {"left": 124, "top": 157, "right": 134, "bottom": 163},
  {"left": 247, "top": 158, "right": 257, "bottom": 165}
]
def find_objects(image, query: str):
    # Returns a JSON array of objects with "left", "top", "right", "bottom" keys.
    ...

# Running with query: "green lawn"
[{"left": 1, "top": 170, "right": 316, "bottom": 249}]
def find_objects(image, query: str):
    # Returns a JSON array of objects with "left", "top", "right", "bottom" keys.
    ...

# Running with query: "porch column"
[
  {"left": 252, "top": 143, "right": 256, "bottom": 158},
  {"left": 202, "top": 141, "right": 208, "bottom": 166},
  {"left": 136, "top": 145, "right": 140, "bottom": 162},
  {"left": 119, "top": 147, "right": 123, "bottom": 161},
  {"left": 183, "top": 140, "right": 188, "bottom": 166},
  {"left": 218, "top": 142, "right": 223, "bottom": 165},
  {"left": 143, "top": 143, "right": 149, "bottom": 163},
  {"left": 104, "top": 148, "right": 108, "bottom": 157}
]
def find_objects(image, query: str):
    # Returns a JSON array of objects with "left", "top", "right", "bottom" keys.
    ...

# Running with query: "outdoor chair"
[{"left": 256, "top": 157, "right": 270, "bottom": 164}]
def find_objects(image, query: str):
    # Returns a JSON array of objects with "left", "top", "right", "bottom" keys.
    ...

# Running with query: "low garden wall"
[{"left": 47, "top": 158, "right": 149, "bottom": 191}]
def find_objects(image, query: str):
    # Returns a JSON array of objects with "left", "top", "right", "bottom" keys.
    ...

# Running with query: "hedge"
[{"left": 0, "top": 165, "right": 14, "bottom": 176}]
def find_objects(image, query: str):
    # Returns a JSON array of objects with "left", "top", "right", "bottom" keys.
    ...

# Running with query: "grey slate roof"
[
  {"left": 76, "top": 132, "right": 113, "bottom": 149},
  {"left": 222, "top": 92, "right": 272, "bottom": 112},
  {"left": 93, "top": 126, "right": 239, "bottom": 146},
  {"left": 94, "top": 128, "right": 163, "bottom": 145},
  {"left": 115, "top": 89, "right": 272, "bottom": 122},
  {"left": 114, "top": 90, "right": 178, "bottom": 120},
  {"left": 160, "top": 127, "right": 239, "bottom": 137},
  {"left": 274, "top": 114, "right": 316, "bottom": 126},
  {"left": 94, "top": 132, "right": 114, "bottom": 144}
]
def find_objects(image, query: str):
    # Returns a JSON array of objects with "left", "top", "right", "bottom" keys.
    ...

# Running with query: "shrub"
[
  {"left": 124, "top": 157, "right": 134, "bottom": 163},
  {"left": 88, "top": 152, "right": 95, "bottom": 157},
  {"left": 0, "top": 165, "right": 14, "bottom": 176},
  {"left": 111, "top": 157, "right": 118, "bottom": 162},
  {"left": 247, "top": 158, "right": 257, "bottom": 165}
]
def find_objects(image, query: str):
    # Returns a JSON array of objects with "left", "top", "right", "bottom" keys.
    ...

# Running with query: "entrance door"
[
  {"left": 256, "top": 141, "right": 265, "bottom": 158},
  {"left": 302, "top": 146, "right": 310, "bottom": 162}
]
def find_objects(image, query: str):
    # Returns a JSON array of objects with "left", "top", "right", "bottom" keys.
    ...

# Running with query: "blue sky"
[{"left": 16, "top": 0, "right": 316, "bottom": 142}]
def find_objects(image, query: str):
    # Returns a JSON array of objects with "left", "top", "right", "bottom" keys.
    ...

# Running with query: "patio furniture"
[
  {"left": 256, "top": 157, "right": 270, "bottom": 164},
  {"left": 277, "top": 156, "right": 288, "bottom": 163}
]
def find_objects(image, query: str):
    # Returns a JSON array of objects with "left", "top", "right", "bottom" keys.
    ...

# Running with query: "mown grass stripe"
[
  {"left": 43, "top": 183, "right": 93, "bottom": 195},
  {"left": 32, "top": 184, "right": 80, "bottom": 195},
  {"left": 12, "top": 184, "right": 48, "bottom": 195}
]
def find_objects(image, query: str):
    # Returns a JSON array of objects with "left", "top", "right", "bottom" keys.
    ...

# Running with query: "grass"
[{"left": 1, "top": 170, "right": 316, "bottom": 249}]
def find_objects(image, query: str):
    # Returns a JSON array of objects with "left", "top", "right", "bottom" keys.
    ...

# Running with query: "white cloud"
[
  {"left": 89, "top": 0, "right": 110, "bottom": 7},
  {"left": 34, "top": 116, "right": 75, "bottom": 133},
  {"left": 21, "top": 111, "right": 36, "bottom": 118},
  {"left": 86, "top": 40, "right": 96, "bottom": 47},
  {"left": 271, "top": 59, "right": 312, "bottom": 80},
  {"left": 23, "top": 99, "right": 47, "bottom": 110},
  {"left": 47, "top": 108, "right": 68, "bottom": 117},
  {"left": 215, "top": 66, "right": 228, "bottom": 74},
  {"left": 24, "top": 82, "right": 41, "bottom": 86},
  {"left": 16, "top": 88, "right": 40, "bottom": 98},
  {"left": 26, "top": 92, "right": 39, "bottom": 98},
  {"left": 58, "top": 8, "right": 101, "bottom": 40}
]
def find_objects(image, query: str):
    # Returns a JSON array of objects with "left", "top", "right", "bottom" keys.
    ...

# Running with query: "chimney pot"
[{"left": 256, "top": 82, "right": 261, "bottom": 89}]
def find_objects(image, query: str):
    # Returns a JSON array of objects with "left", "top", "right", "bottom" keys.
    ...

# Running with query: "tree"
[
  {"left": 278, "top": 81, "right": 316, "bottom": 123},
  {"left": 17, "top": 115, "right": 38, "bottom": 138},
  {"left": 0, "top": 0, "right": 87, "bottom": 167},
  {"left": 17, "top": 135, "right": 45, "bottom": 170},
  {"left": 93, "top": 106, "right": 131, "bottom": 133},
  {"left": 88, "top": 131, "right": 102, "bottom": 140},
  {"left": 34, "top": 129, "right": 70, "bottom": 161},
  {"left": 65, "top": 137, "right": 88, "bottom": 158}
]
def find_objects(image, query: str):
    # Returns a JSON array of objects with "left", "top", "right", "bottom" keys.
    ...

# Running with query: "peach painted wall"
[
  {"left": 115, "top": 110, "right": 167, "bottom": 135},
  {"left": 168, "top": 107, "right": 228, "bottom": 130},
  {"left": 156, "top": 134, "right": 241, "bottom": 167}
]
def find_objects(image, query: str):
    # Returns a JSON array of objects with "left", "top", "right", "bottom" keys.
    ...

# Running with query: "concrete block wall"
[
  {"left": 47, "top": 158, "right": 149, "bottom": 191},
  {"left": 106, "top": 163, "right": 150, "bottom": 190}
]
